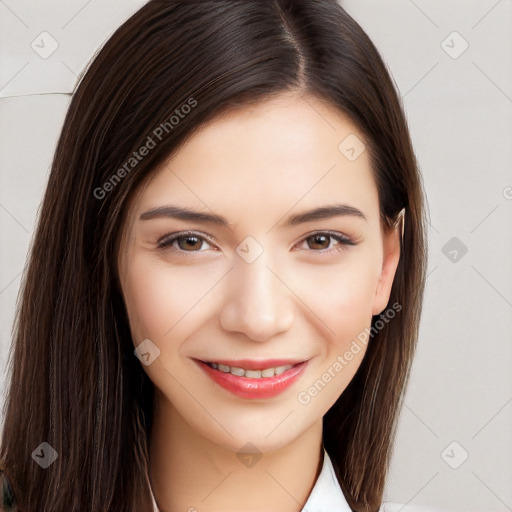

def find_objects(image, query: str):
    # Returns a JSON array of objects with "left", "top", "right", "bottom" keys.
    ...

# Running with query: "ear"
[{"left": 371, "top": 217, "right": 402, "bottom": 316}]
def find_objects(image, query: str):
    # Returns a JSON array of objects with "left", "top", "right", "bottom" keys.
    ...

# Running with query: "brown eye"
[
  {"left": 306, "top": 234, "right": 331, "bottom": 250},
  {"left": 176, "top": 235, "right": 203, "bottom": 251},
  {"left": 296, "top": 231, "right": 356, "bottom": 254},
  {"left": 158, "top": 232, "right": 214, "bottom": 252}
]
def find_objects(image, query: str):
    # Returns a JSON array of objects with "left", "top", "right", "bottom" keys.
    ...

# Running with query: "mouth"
[{"left": 194, "top": 358, "right": 308, "bottom": 399}]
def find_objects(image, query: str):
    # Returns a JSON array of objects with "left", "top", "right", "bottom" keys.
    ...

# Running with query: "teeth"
[
  {"left": 207, "top": 362, "right": 295, "bottom": 378},
  {"left": 245, "top": 370, "right": 262, "bottom": 378},
  {"left": 261, "top": 368, "right": 275, "bottom": 378}
]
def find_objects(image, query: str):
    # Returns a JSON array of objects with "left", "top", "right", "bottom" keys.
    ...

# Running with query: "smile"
[
  {"left": 206, "top": 362, "right": 294, "bottom": 378},
  {"left": 195, "top": 358, "right": 308, "bottom": 399}
]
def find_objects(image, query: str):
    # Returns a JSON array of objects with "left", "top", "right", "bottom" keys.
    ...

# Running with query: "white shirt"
[{"left": 150, "top": 449, "right": 442, "bottom": 512}]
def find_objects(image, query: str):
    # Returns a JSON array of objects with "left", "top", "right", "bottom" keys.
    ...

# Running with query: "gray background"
[{"left": 1, "top": 1, "right": 511, "bottom": 511}]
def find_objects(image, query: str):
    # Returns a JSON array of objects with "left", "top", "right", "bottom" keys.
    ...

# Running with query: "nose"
[{"left": 219, "top": 252, "right": 295, "bottom": 342}]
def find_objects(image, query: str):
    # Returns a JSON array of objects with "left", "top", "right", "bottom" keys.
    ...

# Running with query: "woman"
[{"left": 0, "top": 1, "right": 427, "bottom": 511}]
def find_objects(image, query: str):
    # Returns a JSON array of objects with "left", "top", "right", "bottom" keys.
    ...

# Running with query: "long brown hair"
[{"left": 0, "top": 1, "right": 427, "bottom": 510}]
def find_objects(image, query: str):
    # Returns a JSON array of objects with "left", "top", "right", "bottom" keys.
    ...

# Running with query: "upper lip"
[{"left": 198, "top": 358, "right": 307, "bottom": 371}]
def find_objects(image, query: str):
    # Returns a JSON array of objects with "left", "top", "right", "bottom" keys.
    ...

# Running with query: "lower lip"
[{"left": 196, "top": 360, "right": 308, "bottom": 399}]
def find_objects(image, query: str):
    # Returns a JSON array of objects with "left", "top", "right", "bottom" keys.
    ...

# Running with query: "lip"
[
  {"left": 194, "top": 359, "right": 308, "bottom": 399},
  {"left": 200, "top": 358, "right": 305, "bottom": 371}
]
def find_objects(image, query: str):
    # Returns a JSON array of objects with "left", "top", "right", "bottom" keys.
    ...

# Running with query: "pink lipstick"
[{"left": 195, "top": 358, "right": 308, "bottom": 399}]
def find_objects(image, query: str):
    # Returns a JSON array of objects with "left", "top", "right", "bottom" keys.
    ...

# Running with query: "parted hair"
[{"left": 0, "top": 1, "right": 427, "bottom": 510}]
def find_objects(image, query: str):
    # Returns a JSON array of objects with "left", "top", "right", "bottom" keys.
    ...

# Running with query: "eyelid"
[
  {"left": 157, "top": 229, "right": 357, "bottom": 255},
  {"left": 293, "top": 230, "right": 356, "bottom": 254},
  {"left": 296, "top": 229, "right": 355, "bottom": 245},
  {"left": 156, "top": 231, "right": 218, "bottom": 258},
  {"left": 157, "top": 230, "right": 216, "bottom": 246}
]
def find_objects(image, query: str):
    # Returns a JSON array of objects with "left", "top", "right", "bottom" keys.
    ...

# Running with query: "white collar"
[
  {"left": 150, "top": 448, "right": 352, "bottom": 512},
  {"left": 301, "top": 448, "right": 352, "bottom": 512}
]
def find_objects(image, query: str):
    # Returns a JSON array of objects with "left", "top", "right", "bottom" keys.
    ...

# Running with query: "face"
[{"left": 117, "top": 91, "right": 400, "bottom": 454}]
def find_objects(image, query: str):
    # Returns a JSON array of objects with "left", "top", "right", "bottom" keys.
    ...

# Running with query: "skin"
[{"left": 117, "top": 91, "right": 401, "bottom": 512}]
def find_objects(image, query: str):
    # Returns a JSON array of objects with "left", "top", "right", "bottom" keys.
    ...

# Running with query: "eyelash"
[{"left": 157, "top": 230, "right": 356, "bottom": 257}]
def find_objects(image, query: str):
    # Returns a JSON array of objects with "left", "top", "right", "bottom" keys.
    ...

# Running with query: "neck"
[{"left": 149, "top": 390, "right": 324, "bottom": 512}]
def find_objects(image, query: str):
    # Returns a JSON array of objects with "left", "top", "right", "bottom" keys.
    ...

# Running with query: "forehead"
[{"left": 129, "top": 92, "right": 380, "bottom": 225}]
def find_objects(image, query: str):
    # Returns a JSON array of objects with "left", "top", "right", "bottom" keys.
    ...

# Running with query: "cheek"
[
  {"left": 121, "top": 255, "right": 221, "bottom": 345},
  {"left": 288, "top": 251, "right": 381, "bottom": 342},
  {"left": 121, "top": 263, "right": 172, "bottom": 342},
  {"left": 291, "top": 263, "right": 378, "bottom": 410}
]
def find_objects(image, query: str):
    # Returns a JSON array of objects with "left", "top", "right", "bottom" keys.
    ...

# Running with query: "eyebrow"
[
  {"left": 283, "top": 204, "right": 367, "bottom": 226},
  {"left": 140, "top": 205, "right": 234, "bottom": 227},
  {"left": 139, "top": 203, "right": 367, "bottom": 227}
]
